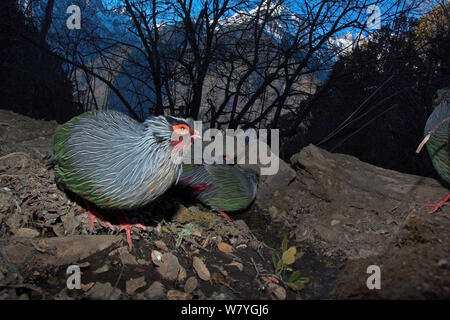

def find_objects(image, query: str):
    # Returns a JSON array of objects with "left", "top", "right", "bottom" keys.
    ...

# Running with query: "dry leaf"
[
  {"left": 268, "top": 283, "right": 286, "bottom": 300},
  {"left": 157, "top": 253, "right": 181, "bottom": 281},
  {"left": 184, "top": 276, "right": 198, "bottom": 293},
  {"left": 167, "top": 290, "right": 192, "bottom": 300},
  {"left": 192, "top": 229, "right": 202, "bottom": 237},
  {"left": 260, "top": 275, "right": 279, "bottom": 284},
  {"left": 201, "top": 235, "right": 211, "bottom": 248},
  {"left": 151, "top": 250, "right": 163, "bottom": 266},
  {"left": 80, "top": 282, "right": 95, "bottom": 292},
  {"left": 126, "top": 276, "right": 146, "bottom": 294},
  {"left": 226, "top": 261, "right": 243, "bottom": 272},
  {"left": 78, "top": 261, "right": 90, "bottom": 268},
  {"left": 218, "top": 242, "right": 234, "bottom": 253},
  {"left": 154, "top": 240, "right": 168, "bottom": 252},
  {"left": 193, "top": 256, "right": 211, "bottom": 281},
  {"left": 178, "top": 265, "right": 187, "bottom": 282}
]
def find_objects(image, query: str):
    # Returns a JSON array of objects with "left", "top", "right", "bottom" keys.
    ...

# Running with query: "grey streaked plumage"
[{"left": 53, "top": 110, "right": 195, "bottom": 210}]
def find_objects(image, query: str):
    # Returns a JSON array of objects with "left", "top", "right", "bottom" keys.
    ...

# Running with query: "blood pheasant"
[
  {"left": 421, "top": 87, "right": 450, "bottom": 213},
  {"left": 51, "top": 110, "right": 198, "bottom": 247},
  {"left": 179, "top": 163, "right": 258, "bottom": 221}
]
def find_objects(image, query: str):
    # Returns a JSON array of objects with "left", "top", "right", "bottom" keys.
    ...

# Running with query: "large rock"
[
  {"left": 263, "top": 144, "right": 450, "bottom": 298},
  {"left": 188, "top": 128, "right": 297, "bottom": 201},
  {"left": 3, "top": 235, "right": 120, "bottom": 272}
]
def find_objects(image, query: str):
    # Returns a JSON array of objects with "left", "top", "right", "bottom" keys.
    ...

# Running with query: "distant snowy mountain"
[{"left": 328, "top": 32, "right": 368, "bottom": 55}]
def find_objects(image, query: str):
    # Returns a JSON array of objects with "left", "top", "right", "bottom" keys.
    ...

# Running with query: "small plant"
[{"left": 271, "top": 235, "right": 309, "bottom": 291}]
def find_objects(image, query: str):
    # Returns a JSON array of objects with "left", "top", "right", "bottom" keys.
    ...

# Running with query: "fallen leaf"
[
  {"left": 192, "top": 229, "right": 202, "bottom": 237},
  {"left": 137, "top": 259, "right": 150, "bottom": 265},
  {"left": 151, "top": 250, "right": 163, "bottom": 266},
  {"left": 167, "top": 290, "right": 192, "bottom": 300},
  {"left": 120, "top": 250, "right": 138, "bottom": 265},
  {"left": 260, "top": 275, "right": 279, "bottom": 284},
  {"left": 201, "top": 235, "right": 211, "bottom": 248},
  {"left": 226, "top": 261, "right": 243, "bottom": 272},
  {"left": 178, "top": 265, "right": 187, "bottom": 282},
  {"left": 78, "top": 261, "right": 90, "bottom": 268},
  {"left": 218, "top": 242, "right": 234, "bottom": 253},
  {"left": 184, "top": 276, "right": 198, "bottom": 293},
  {"left": 157, "top": 253, "right": 181, "bottom": 281},
  {"left": 193, "top": 256, "right": 210, "bottom": 281},
  {"left": 268, "top": 283, "right": 286, "bottom": 300},
  {"left": 144, "top": 281, "right": 165, "bottom": 299},
  {"left": 81, "top": 282, "right": 95, "bottom": 292},
  {"left": 93, "top": 265, "right": 110, "bottom": 274},
  {"left": 154, "top": 240, "right": 168, "bottom": 252},
  {"left": 126, "top": 276, "right": 146, "bottom": 294}
]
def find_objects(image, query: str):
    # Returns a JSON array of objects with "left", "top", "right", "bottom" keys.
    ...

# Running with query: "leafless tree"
[{"left": 20, "top": 0, "right": 423, "bottom": 126}]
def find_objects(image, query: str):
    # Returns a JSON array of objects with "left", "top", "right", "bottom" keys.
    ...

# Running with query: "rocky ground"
[{"left": 0, "top": 109, "right": 449, "bottom": 300}]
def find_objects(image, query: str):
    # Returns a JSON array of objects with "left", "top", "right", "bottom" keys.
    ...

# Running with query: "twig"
[
  {"left": 416, "top": 116, "right": 450, "bottom": 154},
  {"left": 13, "top": 198, "right": 22, "bottom": 213},
  {"left": 107, "top": 263, "right": 124, "bottom": 300},
  {"left": 0, "top": 152, "right": 32, "bottom": 161},
  {"left": 183, "top": 236, "right": 210, "bottom": 252}
]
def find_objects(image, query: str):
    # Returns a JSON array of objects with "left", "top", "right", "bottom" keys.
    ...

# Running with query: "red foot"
[
  {"left": 83, "top": 200, "right": 115, "bottom": 231},
  {"left": 218, "top": 211, "right": 233, "bottom": 222},
  {"left": 118, "top": 211, "right": 147, "bottom": 249},
  {"left": 422, "top": 193, "right": 450, "bottom": 214}
]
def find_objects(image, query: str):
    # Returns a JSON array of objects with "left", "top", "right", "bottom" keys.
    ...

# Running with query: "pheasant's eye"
[{"left": 172, "top": 124, "right": 190, "bottom": 135}]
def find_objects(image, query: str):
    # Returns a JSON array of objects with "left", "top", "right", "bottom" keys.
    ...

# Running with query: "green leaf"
[
  {"left": 276, "top": 259, "right": 283, "bottom": 271},
  {"left": 293, "top": 280, "right": 306, "bottom": 290},
  {"left": 286, "top": 281, "right": 303, "bottom": 291},
  {"left": 288, "top": 270, "right": 301, "bottom": 283},
  {"left": 161, "top": 226, "right": 171, "bottom": 233},
  {"left": 271, "top": 253, "right": 278, "bottom": 269},
  {"left": 281, "top": 235, "right": 288, "bottom": 253},
  {"left": 299, "top": 277, "right": 310, "bottom": 283},
  {"left": 282, "top": 246, "right": 296, "bottom": 265},
  {"left": 287, "top": 278, "right": 308, "bottom": 291}
]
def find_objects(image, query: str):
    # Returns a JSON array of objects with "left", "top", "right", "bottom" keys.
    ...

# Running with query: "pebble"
[{"left": 331, "top": 219, "right": 340, "bottom": 226}]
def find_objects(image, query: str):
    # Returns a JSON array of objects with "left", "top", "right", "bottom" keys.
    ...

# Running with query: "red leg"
[
  {"left": 117, "top": 211, "right": 146, "bottom": 249},
  {"left": 422, "top": 193, "right": 450, "bottom": 214},
  {"left": 83, "top": 200, "right": 115, "bottom": 231},
  {"left": 217, "top": 211, "right": 233, "bottom": 222}
]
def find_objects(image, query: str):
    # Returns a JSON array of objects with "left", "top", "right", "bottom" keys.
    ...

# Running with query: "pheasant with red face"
[{"left": 51, "top": 110, "right": 198, "bottom": 247}]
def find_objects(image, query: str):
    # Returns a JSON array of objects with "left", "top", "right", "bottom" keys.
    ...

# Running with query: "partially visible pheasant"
[
  {"left": 179, "top": 163, "right": 258, "bottom": 221},
  {"left": 51, "top": 110, "right": 198, "bottom": 247},
  {"left": 421, "top": 87, "right": 450, "bottom": 213}
]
